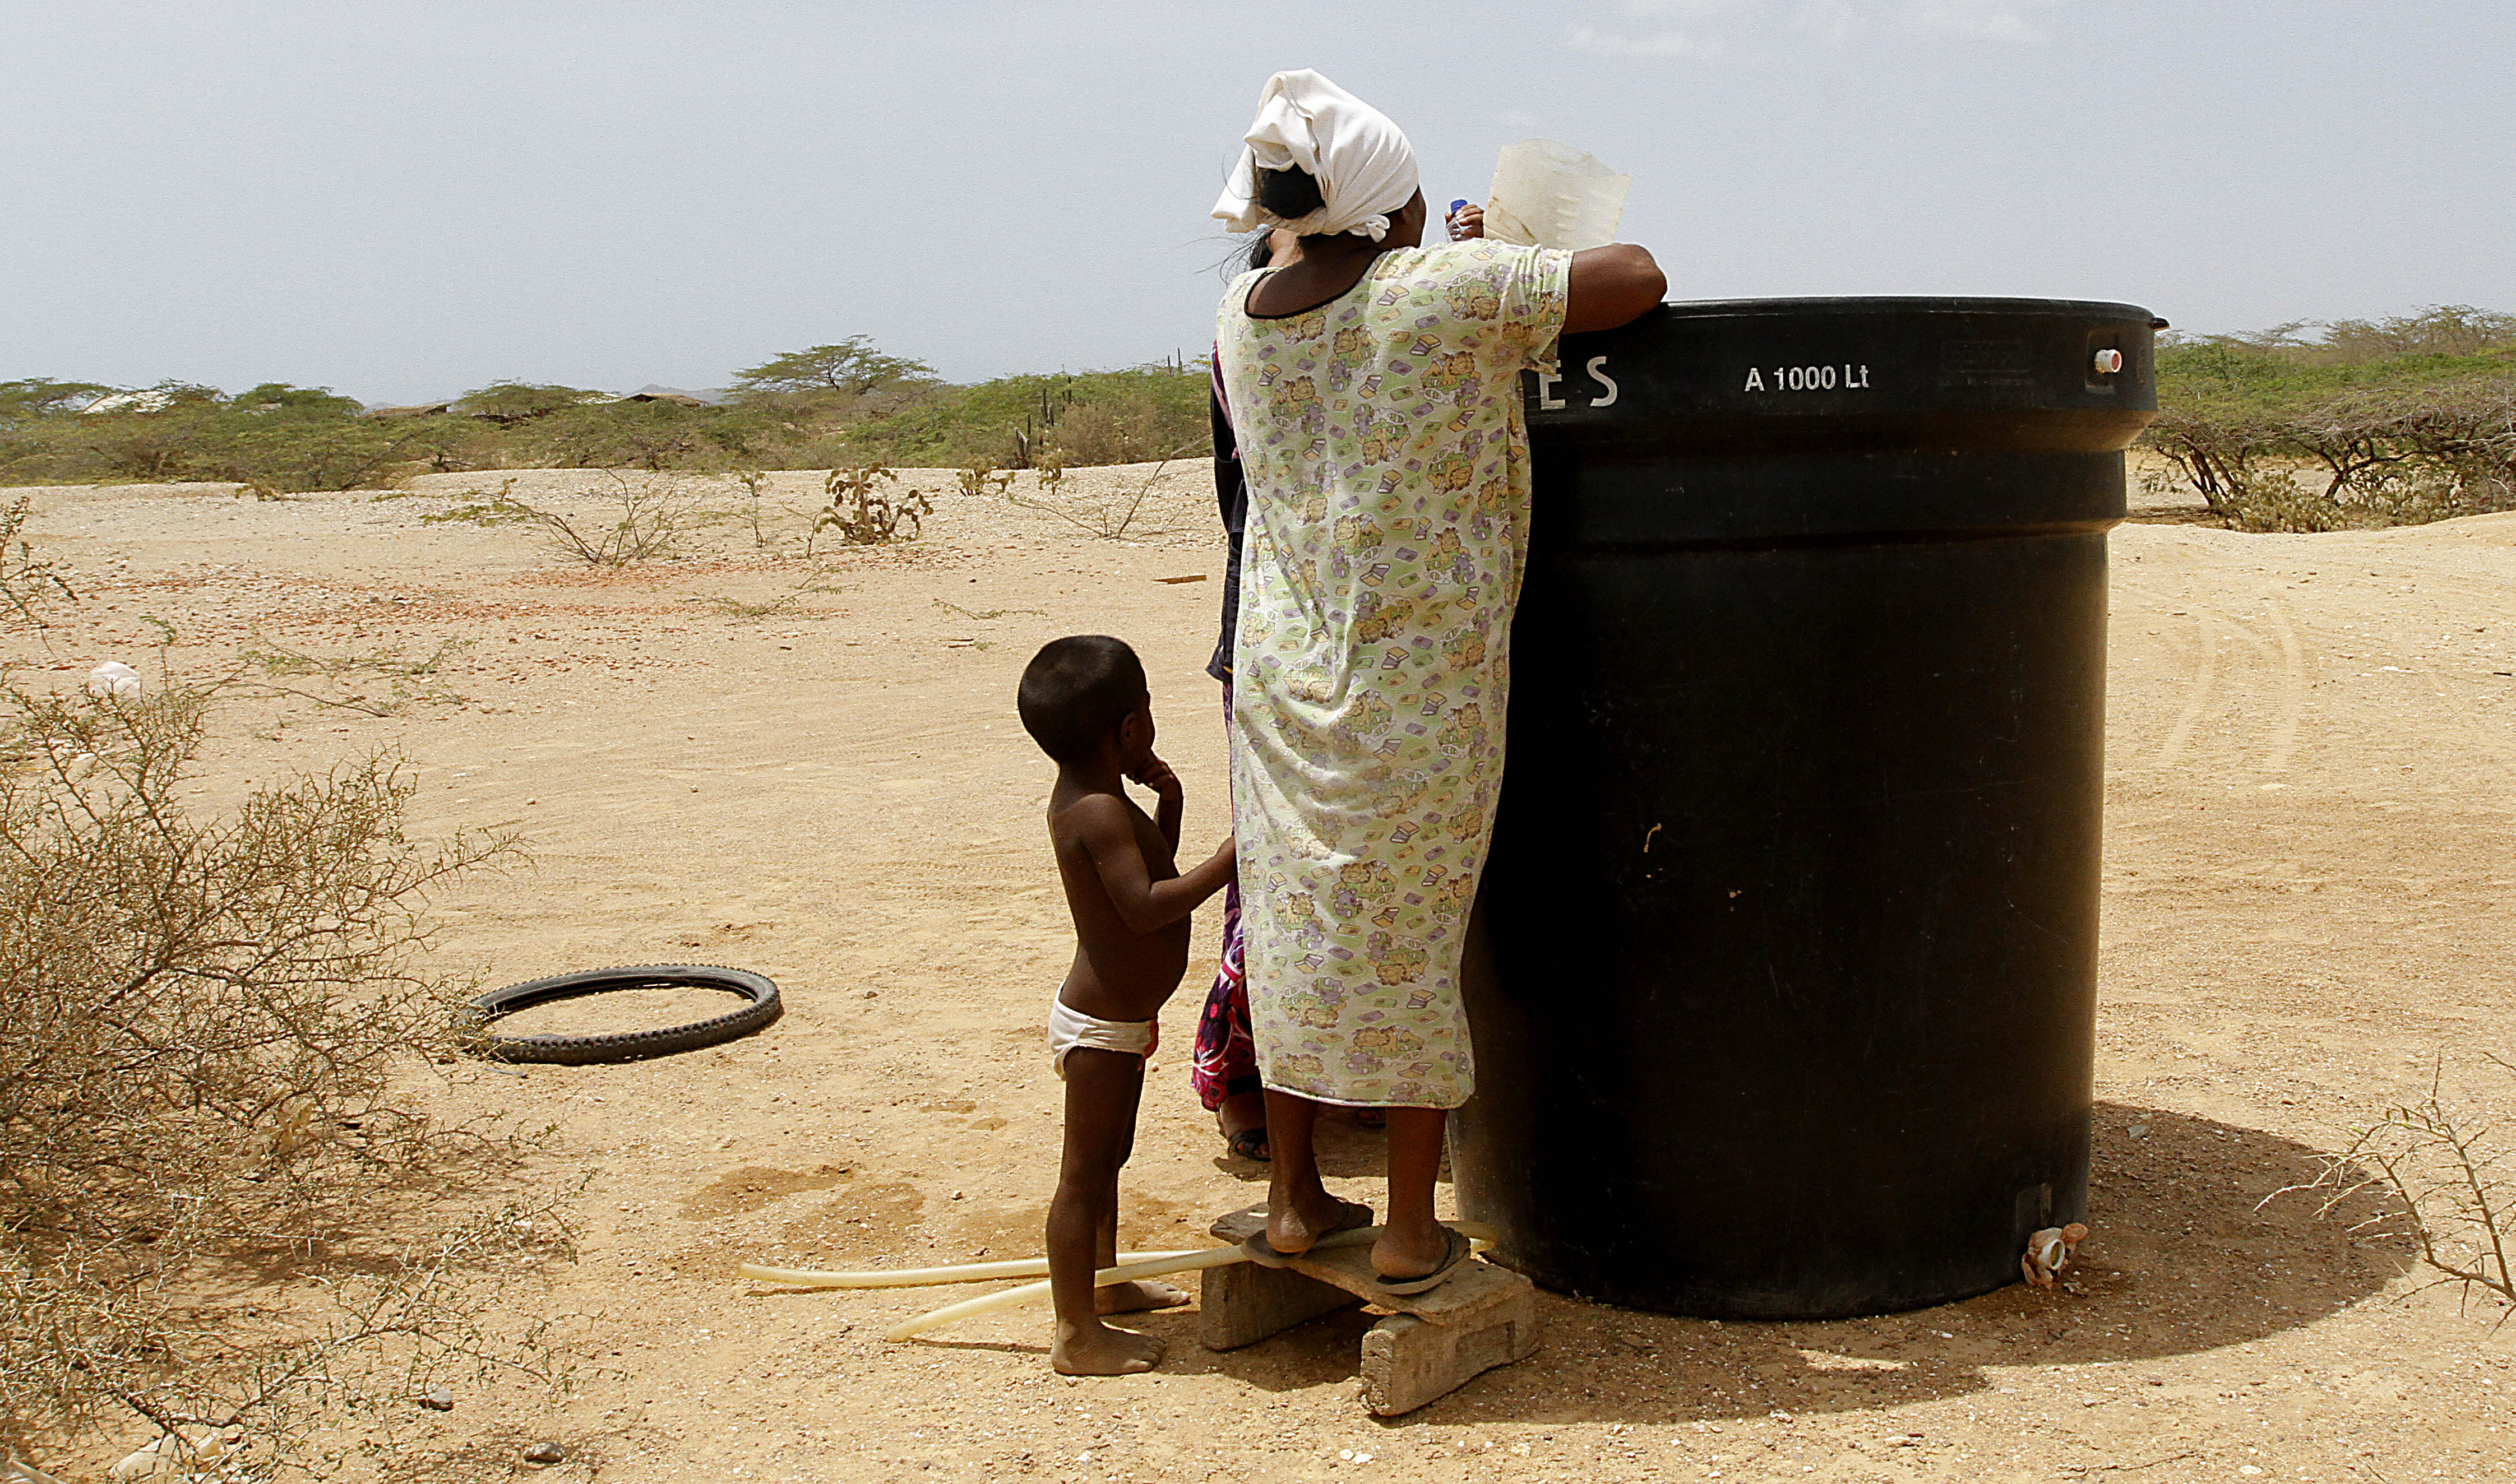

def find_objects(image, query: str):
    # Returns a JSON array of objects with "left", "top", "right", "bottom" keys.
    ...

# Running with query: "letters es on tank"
[{"left": 1534, "top": 355, "right": 1621, "bottom": 411}]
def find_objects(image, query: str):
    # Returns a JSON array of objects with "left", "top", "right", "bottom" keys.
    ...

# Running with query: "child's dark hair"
[
  {"left": 1256, "top": 165, "right": 1325, "bottom": 222},
  {"left": 1019, "top": 636, "right": 1148, "bottom": 765}
]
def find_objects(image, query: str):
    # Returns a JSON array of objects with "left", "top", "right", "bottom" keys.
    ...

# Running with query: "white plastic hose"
[
  {"left": 737, "top": 1250, "right": 1206, "bottom": 1290},
  {"left": 882, "top": 1221, "right": 1498, "bottom": 1343}
]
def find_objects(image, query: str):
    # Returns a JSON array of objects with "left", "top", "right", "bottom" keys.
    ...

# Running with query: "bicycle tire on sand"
[{"left": 466, "top": 964, "right": 781, "bottom": 1065}]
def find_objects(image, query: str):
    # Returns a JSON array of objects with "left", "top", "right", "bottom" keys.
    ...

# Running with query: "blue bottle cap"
[{"left": 1450, "top": 199, "right": 1471, "bottom": 215}]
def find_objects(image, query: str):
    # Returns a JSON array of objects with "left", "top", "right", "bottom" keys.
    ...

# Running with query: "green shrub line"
[
  {"left": 2142, "top": 307, "right": 2516, "bottom": 532},
  {"left": 11, "top": 312, "right": 2513, "bottom": 535},
  {"left": 0, "top": 340, "right": 1209, "bottom": 494}
]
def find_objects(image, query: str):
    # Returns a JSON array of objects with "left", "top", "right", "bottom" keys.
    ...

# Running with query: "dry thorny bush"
[
  {"left": 420, "top": 473, "right": 696, "bottom": 565},
  {"left": 1, "top": 499, "right": 75, "bottom": 632},
  {"left": 732, "top": 468, "right": 774, "bottom": 549},
  {"left": 2281, "top": 1053, "right": 2516, "bottom": 1324},
  {"left": 1, "top": 536, "right": 579, "bottom": 1478},
  {"left": 998, "top": 455, "right": 1185, "bottom": 541},
  {"left": 234, "top": 638, "right": 473, "bottom": 721}
]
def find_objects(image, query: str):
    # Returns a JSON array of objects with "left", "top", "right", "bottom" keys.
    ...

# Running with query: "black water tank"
[{"left": 1454, "top": 296, "right": 2159, "bottom": 1320}]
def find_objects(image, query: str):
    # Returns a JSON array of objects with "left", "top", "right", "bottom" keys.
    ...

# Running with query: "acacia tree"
[
  {"left": 452, "top": 382, "right": 611, "bottom": 426},
  {"left": 732, "top": 337, "right": 936, "bottom": 397},
  {"left": 2147, "top": 376, "right": 2516, "bottom": 531}
]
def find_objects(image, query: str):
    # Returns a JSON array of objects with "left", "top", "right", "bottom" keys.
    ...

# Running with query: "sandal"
[
  {"left": 1374, "top": 1226, "right": 1477, "bottom": 1297},
  {"left": 1224, "top": 1126, "right": 1271, "bottom": 1162},
  {"left": 1241, "top": 1199, "right": 1375, "bottom": 1267}
]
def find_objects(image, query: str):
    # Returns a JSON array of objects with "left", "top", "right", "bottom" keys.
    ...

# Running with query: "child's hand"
[
  {"left": 1447, "top": 202, "right": 1486, "bottom": 241},
  {"left": 1128, "top": 753, "right": 1183, "bottom": 801},
  {"left": 1211, "top": 835, "right": 1236, "bottom": 868}
]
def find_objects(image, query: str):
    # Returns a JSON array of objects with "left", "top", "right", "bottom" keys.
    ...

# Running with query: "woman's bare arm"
[{"left": 1564, "top": 244, "right": 1666, "bottom": 334}]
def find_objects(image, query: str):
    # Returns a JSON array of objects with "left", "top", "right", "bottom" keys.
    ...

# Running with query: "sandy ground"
[{"left": 9, "top": 462, "right": 2516, "bottom": 1483}]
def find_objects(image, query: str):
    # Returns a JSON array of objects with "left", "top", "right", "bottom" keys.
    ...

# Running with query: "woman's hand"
[{"left": 1446, "top": 202, "right": 1485, "bottom": 241}]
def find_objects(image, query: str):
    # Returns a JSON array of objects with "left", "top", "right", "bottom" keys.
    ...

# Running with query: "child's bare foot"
[
  {"left": 1052, "top": 1320, "right": 1164, "bottom": 1376},
  {"left": 1097, "top": 1279, "right": 1189, "bottom": 1314},
  {"left": 1262, "top": 1195, "right": 1374, "bottom": 1258}
]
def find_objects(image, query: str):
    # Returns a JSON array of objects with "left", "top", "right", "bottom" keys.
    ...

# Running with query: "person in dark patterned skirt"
[{"left": 1187, "top": 226, "right": 1289, "bottom": 1163}]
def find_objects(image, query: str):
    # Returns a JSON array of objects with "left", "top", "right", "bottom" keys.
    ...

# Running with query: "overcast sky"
[{"left": 5, "top": 2, "right": 2510, "bottom": 405}]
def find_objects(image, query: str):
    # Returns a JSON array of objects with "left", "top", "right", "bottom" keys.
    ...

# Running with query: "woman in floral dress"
[{"left": 1210, "top": 70, "right": 1664, "bottom": 1288}]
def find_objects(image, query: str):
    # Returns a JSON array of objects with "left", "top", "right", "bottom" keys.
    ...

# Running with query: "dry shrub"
[
  {"left": 238, "top": 638, "right": 471, "bottom": 717},
  {"left": 733, "top": 468, "right": 773, "bottom": 548},
  {"left": 0, "top": 657, "right": 574, "bottom": 1475},
  {"left": 419, "top": 474, "right": 695, "bottom": 565},
  {"left": 524, "top": 473, "right": 695, "bottom": 565},
  {"left": 0, "top": 499, "right": 74, "bottom": 631},
  {"left": 1001, "top": 458, "right": 1179, "bottom": 541},
  {"left": 2283, "top": 1054, "right": 2516, "bottom": 1323}
]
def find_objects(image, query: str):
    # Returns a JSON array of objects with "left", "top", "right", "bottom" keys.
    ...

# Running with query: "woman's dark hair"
[
  {"left": 1211, "top": 165, "right": 1321, "bottom": 281},
  {"left": 1256, "top": 165, "right": 1325, "bottom": 222}
]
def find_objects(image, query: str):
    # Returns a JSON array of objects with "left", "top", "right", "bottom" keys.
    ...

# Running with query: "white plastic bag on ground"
[
  {"left": 109, "top": 1426, "right": 236, "bottom": 1480},
  {"left": 1482, "top": 138, "right": 1630, "bottom": 251},
  {"left": 87, "top": 661, "right": 142, "bottom": 699}
]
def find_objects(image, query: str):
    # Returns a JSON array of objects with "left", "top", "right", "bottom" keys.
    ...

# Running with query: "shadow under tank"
[{"left": 1452, "top": 296, "right": 2161, "bottom": 1319}]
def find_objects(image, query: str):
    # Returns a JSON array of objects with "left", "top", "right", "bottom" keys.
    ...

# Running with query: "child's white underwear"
[{"left": 1048, "top": 993, "right": 1156, "bottom": 1079}]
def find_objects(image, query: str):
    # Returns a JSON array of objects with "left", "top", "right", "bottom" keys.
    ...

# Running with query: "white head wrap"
[{"left": 1211, "top": 69, "right": 1420, "bottom": 242}]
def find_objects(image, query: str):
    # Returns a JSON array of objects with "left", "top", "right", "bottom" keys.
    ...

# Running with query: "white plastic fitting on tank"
[{"left": 2091, "top": 348, "right": 2125, "bottom": 374}]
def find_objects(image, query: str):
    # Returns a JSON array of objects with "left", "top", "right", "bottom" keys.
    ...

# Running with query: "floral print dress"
[{"left": 1217, "top": 240, "right": 1572, "bottom": 1109}]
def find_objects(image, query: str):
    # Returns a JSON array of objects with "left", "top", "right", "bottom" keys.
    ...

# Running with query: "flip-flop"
[
  {"left": 1223, "top": 1126, "right": 1271, "bottom": 1163},
  {"left": 1239, "top": 1199, "right": 1374, "bottom": 1267},
  {"left": 1374, "top": 1226, "right": 1476, "bottom": 1297}
]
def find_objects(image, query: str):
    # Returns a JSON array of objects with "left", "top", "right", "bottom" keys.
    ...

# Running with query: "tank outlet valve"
[
  {"left": 2090, "top": 348, "right": 2125, "bottom": 375},
  {"left": 2022, "top": 1222, "right": 2090, "bottom": 1288}
]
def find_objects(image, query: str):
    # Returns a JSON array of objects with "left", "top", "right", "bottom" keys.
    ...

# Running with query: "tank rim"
[{"left": 1645, "top": 295, "right": 2158, "bottom": 321}]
